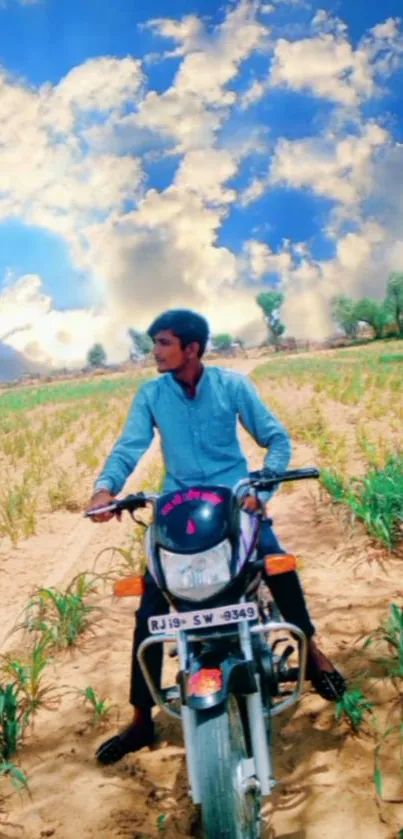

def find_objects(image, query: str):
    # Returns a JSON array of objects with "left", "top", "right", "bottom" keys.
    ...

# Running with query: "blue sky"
[{"left": 1, "top": 0, "right": 403, "bottom": 367}]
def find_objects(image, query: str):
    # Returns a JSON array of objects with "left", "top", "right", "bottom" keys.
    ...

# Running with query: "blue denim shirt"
[{"left": 94, "top": 366, "right": 291, "bottom": 499}]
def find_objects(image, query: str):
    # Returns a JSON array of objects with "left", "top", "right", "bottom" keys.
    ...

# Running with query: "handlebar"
[
  {"left": 84, "top": 491, "right": 157, "bottom": 518},
  {"left": 84, "top": 468, "right": 320, "bottom": 518},
  {"left": 235, "top": 467, "right": 320, "bottom": 494}
]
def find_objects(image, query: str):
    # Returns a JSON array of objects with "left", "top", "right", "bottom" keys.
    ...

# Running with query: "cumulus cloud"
[
  {"left": 243, "top": 240, "right": 292, "bottom": 278},
  {"left": 280, "top": 220, "right": 390, "bottom": 339},
  {"left": 0, "top": 275, "right": 119, "bottom": 368},
  {"left": 271, "top": 15, "right": 403, "bottom": 105},
  {"left": 133, "top": 1, "right": 268, "bottom": 153},
  {"left": 270, "top": 122, "right": 389, "bottom": 205}
]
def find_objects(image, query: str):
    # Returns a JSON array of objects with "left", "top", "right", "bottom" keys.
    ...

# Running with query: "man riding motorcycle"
[{"left": 86, "top": 309, "right": 346, "bottom": 766}]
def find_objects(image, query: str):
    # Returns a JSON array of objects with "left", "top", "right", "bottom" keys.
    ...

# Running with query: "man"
[{"left": 87, "top": 309, "right": 346, "bottom": 766}]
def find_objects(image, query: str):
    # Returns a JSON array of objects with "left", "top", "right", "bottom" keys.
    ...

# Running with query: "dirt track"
[{"left": 1, "top": 358, "right": 402, "bottom": 839}]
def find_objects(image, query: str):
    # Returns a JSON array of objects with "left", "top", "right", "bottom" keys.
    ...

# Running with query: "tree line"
[{"left": 87, "top": 273, "right": 403, "bottom": 366}]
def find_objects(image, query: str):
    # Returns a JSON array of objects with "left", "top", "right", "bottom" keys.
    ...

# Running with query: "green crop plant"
[
  {"left": 0, "top": 682, "right": 22, "bottom": 760},
  {"left": 0, "top": 681, "right": 29, "bottom": 789},
  {"left": 364, "top": 604, "right": 403, "bottom": 689},
  {"left": 0, "top": 759, "right": 29, "bottom": 791},
  {"left": 357, "top": 427, "right": 380, "bottom": 467},
  {"left": 157, "top": 814, "right": 168, "bottom": 832},
  {"left": 25, "top": 448, "right": 51, "bottom": 486},
  {"left": 79, "top": 686, "right": 115, "bottom": 727},
  {"left": 0, "top": 480, "right": 38, "bottom": 545},
  {"left": 324, "top": 431, "right": 349, "bottom": 474},
  {"left": 76, "top": 442, "right": 101, "bottom": 472},
  {"left": 2, "top": 638, "right": 57, "bottom": 724},
  {"left": 335, "top": 689, "right": 374, "bottom": 734},
  {"left": 48, "top": 469, "right": 81, "bottom": 513},
  {"left": 346, "top": 457, "right": 403, "bottom": 550},
  {"left": 25, "top": 574, "right": 103, "bottom": 650},
  {"left": 321, "top": 457, "right": 402, "bottom": 550},
  {"left": 364, "top": 605, "right": 403, "bottom": 801},
  {"left": 320, "top": 469, "right": 346, "bottom": 503},
  {"left": 0, "top": 373, "right": 150, "bottom": 416}
]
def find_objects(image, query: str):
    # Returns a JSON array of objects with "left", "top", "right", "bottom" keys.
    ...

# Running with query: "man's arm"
[
  {"left": 235, "top": 374, "right": 291, "bottom": 490},
  {"left": 93, "top": 386, "right": 155, "bottom": 496}
]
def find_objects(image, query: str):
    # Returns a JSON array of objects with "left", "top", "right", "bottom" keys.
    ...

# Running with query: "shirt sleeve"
[
  {"left": 93, "top": 386, "right": 155, "bottom": 496},
  {"left": 235, "top": 374, "right": 292, "bottom": 499}
]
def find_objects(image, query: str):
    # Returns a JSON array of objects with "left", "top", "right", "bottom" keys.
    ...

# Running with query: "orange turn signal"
[
  {"left": 264, "top": 554, "right": 297, "bottom": 576},
  {"left": 113, "top": 575, "right": 146, "bottom": 598}
]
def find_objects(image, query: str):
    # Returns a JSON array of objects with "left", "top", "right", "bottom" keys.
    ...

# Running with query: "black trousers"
[{"left": 130, "top": 520, "right": 315, "bottom": 708}]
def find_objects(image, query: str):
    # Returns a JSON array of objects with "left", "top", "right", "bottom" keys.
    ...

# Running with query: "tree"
[
  {"left": 212, "top": 333, "right": 233, "bottom": 353},
  {"left": 385, "top": 273, "right": 403, "bottom": 336},
  {"left": 256, "top": 291, "right": 285, "bottom": 350},
  {"left": 128, "top": 328, "right": 153, "bottom": 358},
  {"left": 87, "top": 343, "right": 107, "bottom": 367},
  {"left": 354, "top": 298, "right": 390, "bottom": 339},
  {"left": 331, "top": 295, "right": 359, "bottom": 338}
]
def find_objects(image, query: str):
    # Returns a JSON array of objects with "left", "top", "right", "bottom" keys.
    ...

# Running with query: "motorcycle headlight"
[{"left": 160, "top": 539, "right": 232, "bottom": 602}]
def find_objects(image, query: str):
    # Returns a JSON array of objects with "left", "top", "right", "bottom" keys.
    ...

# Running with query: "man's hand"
[
  {"left": 240, "top": 494, "right": 261, "bottom": 514},
  {"left": 86, "top": 490, "right": 116, "bottom": 523}
]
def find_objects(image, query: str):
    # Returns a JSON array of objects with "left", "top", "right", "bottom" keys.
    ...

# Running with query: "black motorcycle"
[{"left": 87, "top": 467, "right": 319, "bottom": 839}]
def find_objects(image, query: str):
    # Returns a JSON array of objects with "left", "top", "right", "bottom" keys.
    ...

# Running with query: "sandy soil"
[{"left": 1, "top": 358, "right": 402, "bottom": 839}]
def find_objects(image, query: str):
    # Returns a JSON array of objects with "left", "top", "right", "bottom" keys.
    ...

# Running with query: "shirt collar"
[{"left": 168, "top": 366, "right": 207, "bottom": 400}]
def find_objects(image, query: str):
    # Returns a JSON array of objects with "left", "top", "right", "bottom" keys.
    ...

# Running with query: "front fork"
[{"left": 137, "top": 622, "right": 307, "bottom": 804}]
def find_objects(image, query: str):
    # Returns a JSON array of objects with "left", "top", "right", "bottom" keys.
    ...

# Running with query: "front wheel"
[{"left": 196, "top": 696, "right": 261, "bottom": 839}]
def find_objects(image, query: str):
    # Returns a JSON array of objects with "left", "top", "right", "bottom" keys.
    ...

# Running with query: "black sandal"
[
  {"left": 96, "top": 721, "right": 155, "bottom": 765},
  {"left": 307, "top": 660, "right": 347, "bottom": 701}
]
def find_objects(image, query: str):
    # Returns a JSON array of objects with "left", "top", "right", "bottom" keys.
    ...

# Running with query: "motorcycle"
[{"left": 86, "top": 467, "right": 319, "bottom": 839}]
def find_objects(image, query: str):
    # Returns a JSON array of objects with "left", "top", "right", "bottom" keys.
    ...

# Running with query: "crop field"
[
  {"left": 0, "top": 373, "right": 151, "bottom": 546},
  {"left": 0, "top": 345, "right": 402, "bottom": 839},
  {"left": 252, "top": 341, "right": 402, "bottom": 550}
]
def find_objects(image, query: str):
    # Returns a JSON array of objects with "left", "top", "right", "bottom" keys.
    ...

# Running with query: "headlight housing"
[{"left": 160, "top": 539, "right": 232, "bottom": 602}]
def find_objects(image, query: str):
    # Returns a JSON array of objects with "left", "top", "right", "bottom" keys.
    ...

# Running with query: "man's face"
[{"left": 153, "top": 330, "right": 190, "bottom": 373}]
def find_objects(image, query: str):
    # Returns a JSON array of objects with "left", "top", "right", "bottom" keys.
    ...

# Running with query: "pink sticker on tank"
[
  {"left": 161, "top": 489, "right": 224, "bottom": 516},
  {"left": 186, "top": 519, "right": 197, "bottom": 535}
]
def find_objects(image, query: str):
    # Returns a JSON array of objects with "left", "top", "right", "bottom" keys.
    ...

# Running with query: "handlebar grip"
[
  {"left": 84, "top": 492, "right": 148, "bottom": 518},
  {"left": 292, "top": 468, "right": 320, "bottom": 480},
  {"left": 121, "top": 493, "right": 148, "bottom": 511},
  {"left": 250, "top": 467, "right": 320, "bottom": 490}
]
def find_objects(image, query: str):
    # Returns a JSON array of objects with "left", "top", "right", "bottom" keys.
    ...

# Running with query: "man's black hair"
[{"left": 147, "top": 309, "right": 210, "bottom": 357}]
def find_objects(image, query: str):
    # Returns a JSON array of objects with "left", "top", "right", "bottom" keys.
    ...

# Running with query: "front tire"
[{"left": 196, "top": 696, "right": 260, "bottom": 839}]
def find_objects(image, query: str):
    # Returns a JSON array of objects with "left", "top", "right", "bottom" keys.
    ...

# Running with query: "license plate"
[{"left": 148, "top": 602, "right": 258, "bottom": 635}]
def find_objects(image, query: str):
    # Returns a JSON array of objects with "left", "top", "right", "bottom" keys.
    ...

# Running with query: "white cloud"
[
  {"left": 143, "top": 14, "right": 204, "bottom": 58},
  {"left": 0, "top": 275, "right": 125, "bottom": 367},
  {"left": 270, "top": 122, "right": 389, "bottom": 205},
  {"left": 271, "top": 15, "right": 403, "bottom": 105},
  {"left": 240, "top": 79, "right": 267, "bottom": 109},
  {"left": 175, "top": 149, "right": 238, "bottom": 204},
  {"left": 240, "top": 176, "right": 268, "bottom": 206},
  {"left": 133, "top": 89, "right": 226, "bottom": 152},
  {"left": 271, "top": 35, "right": 373, "bottom": 105},
  {"left": 278, "top": 214, "right": 398, "bottom": 339},
  {"left": 54, "top": 56, "right": 144, "bottom": 114},
  {"left": 1, "top": 2, "right": 403, "bottom": 366},
  {"left": 133, "top": 1, "right": 268, "bottom": 152},
  {"left": 243, "top": 239, "right": 292, "bottom": 278},
  {"left": 0, "top": 275, "right": 51, "bottom": 337},
  {"left": 0, "top": 57, "right": 145, "bottom": 231}
]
